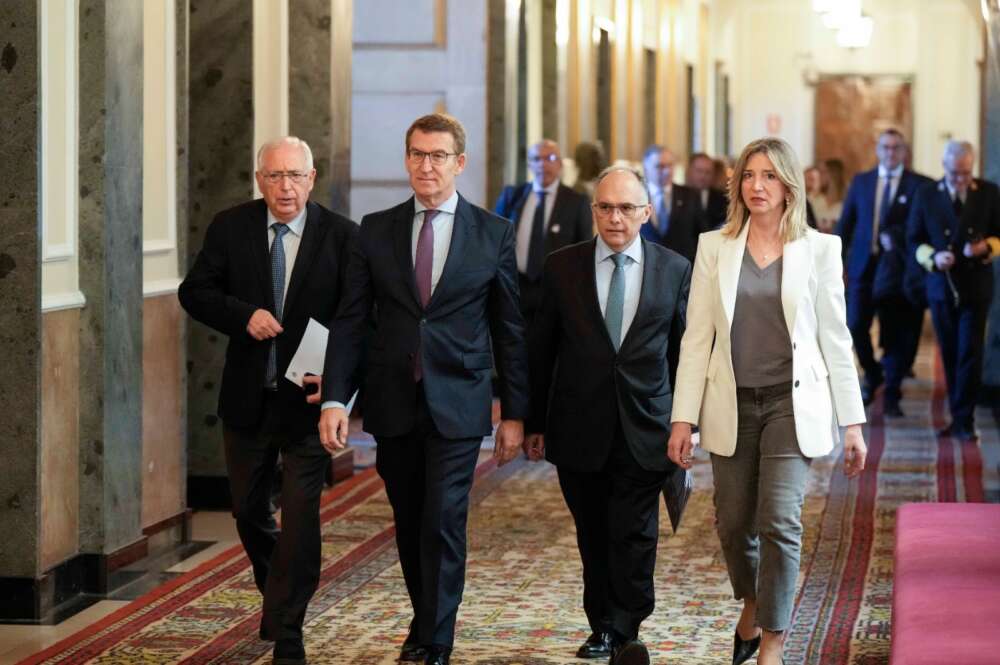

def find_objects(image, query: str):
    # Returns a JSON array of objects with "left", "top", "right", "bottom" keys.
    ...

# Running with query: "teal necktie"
[{"left": 605, "top": 253, "right": 628, "bottom": 350}]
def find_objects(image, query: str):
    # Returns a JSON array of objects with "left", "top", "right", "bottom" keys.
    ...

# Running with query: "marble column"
[
  {"left": 540, "top": 0, "right": 557, "bottom": 142},
  {"left": 0, "top": 1, "right": 41, "bottom": 595},
  {"left": 186, "top": 0, "right": 254, "bottom": 506},
  {"left": 329, "top": 0, "right": 352, "bottom": 217},
  {"left": 982, "top": 10, "right": 1000, "bottom": 395},
  {"left": 77, "top": 0, "right": 145, "bottom": 567},
  {"left": 486, "top": 0, "right": 507, "bottom": 207},
  {"left": 289, "top": 0, "right": 333, "bottom": 209}
]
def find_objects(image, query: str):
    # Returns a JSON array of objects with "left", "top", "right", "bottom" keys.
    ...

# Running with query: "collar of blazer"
[
  {"left": 716, "top": 220, "right": 810, "bottom": 338},
  {"left": 392, "top": 194, "right": 477, "bottom": 312},
  {"left": 247, "top": 200, "right": 324, "bottom": 316}
]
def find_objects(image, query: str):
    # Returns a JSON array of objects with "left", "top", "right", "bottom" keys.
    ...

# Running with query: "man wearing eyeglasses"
[
  {"left": 179, "top": 137, "right": 358, "bottom": 665},
  {"left": 907, "top": 140, "right": 1000, "bottom": 442},
  {"left": 525, "top": 166, "right": 690, "bottom": 665},
  {"left": 640, "top": 145, "right": 705, "bottom": 263},
  {"left": 318, "top": 113, "right": 528, "bottom": 665},
  {"left": 494, "top": 139, "right": 593, "bottom": 323}
]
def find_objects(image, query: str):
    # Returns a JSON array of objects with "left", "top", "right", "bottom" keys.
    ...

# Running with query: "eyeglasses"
[
  {"left": 528, "top": 153, "right": 560, "bottom": 163},
  {"left": 261, "top": 171, "right": 310, "bottom": 184},
  {"left": 407, "top": 149, "right": 458, "bottom": 166},
  {"left": 592, "top": 202, "right": 649, "bottom": 219}
]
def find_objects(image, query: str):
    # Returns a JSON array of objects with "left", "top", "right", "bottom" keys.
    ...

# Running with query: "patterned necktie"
[
  {"left": 413, "top": 209, "right": 438, "bottom": 381},
  {"left": 874, "top": 176, "right": 892, "bottom": 253},
  {"left": 415, "top": 209, "right": 438, "bottom": 307},
  {"left": 658, "top": 190, "right": 671, "bottom": 236},
  {"left": 525, "top": 190, "right": 547, "bottom": 280},
  {"left": 605, "top": 253, "right": 628, "bottom": 351},
  {"left": 266, "top": 223, "right": 291, "bottom": 387}
]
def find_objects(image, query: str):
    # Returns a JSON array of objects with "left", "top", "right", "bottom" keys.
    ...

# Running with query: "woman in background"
[{"left": 668, "top": 137, "right": 867, "bottom": 665}]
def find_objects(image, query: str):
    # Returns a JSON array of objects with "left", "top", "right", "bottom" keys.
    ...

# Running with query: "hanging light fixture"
[
  {"left": 822, "top": 0, "right": 861, "bottom": 30},
  {"left": 837, "top": 13, "right": 874, "bottom": 48}
]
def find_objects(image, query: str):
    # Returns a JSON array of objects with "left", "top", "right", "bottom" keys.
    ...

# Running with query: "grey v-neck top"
[{"left": 731, "top": 250, "right": 793, "bottom": 388}]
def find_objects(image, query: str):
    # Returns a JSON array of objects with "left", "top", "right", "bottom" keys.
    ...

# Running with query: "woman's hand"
[
  {"left": 668, "top": 422, "right": 696, "bottom": 470},
  {"left": 843, "top": 424, "right": 867, "bottom": 478}
]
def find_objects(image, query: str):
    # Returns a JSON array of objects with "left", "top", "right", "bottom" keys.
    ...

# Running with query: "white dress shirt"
[
  {"left": 268, "top": 206, "right": 307, "bottom": 297},
  {"left": 515, "top": 179, "right": 560, "bottom": 273},
  {"left": 413, "top": 190, "right": 459, "bottom": 297},
  {"left": 595, "top": 234, "right": 644, "bottom": 347}
]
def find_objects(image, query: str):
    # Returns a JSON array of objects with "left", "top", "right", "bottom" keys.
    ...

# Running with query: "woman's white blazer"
[{"left": 670, "top": 223, "right": 866, "bottom": 458}]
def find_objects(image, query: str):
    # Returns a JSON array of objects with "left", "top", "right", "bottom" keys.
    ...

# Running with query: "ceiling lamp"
[
  {"left": 837, "top": 13, "right": 874, "bottom": 48},
  {"left": 822, "top": 0, "right": 861, "bottom": 29}
]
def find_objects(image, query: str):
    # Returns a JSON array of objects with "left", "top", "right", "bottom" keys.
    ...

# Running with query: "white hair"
[
  {"left": 256, "top": 136, "right": 314, "bottom": 170},
  {"left": 943, "top": 140, "right": 975, "bottom": 162}
]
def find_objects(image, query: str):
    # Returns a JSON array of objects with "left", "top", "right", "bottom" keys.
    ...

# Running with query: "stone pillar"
[
  {"left": 486, "top": 0, "right": 507, "bottom": 207},
  {"left": 983, "top": 9, "right": 1000, "bottom": 396},
  {"left": 186, "top": 0, "right": 254, "bottom": 508},
  {"left": 329, "top": 0, "right": 352, "bottom": 217},
  {"left": 0, "top": 0, "right": 42, "bottom": 617},
  {"left": 77, "top": 0, "right": 146, "bottom": 578},
  {"left": 540, "top": 0, "right": 558, "bottom": 142},
  {"left": 289, "top": 0, "right": 333, "bottom": 209}
]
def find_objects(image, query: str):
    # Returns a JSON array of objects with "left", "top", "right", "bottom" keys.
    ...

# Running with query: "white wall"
[
  {"left": 712, "top": 0, "right": 982, "bottom": 175},
  {"left": 252, "top": 0, "right": 290, "bottom": 197},
  {"left": 40, "top": 0, "right": 83, "bottom": 312},
  {"left": 143, "top": 0, "right": 181, "bottom": 297}
]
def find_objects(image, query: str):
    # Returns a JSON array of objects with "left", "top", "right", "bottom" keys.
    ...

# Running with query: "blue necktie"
[
  {"left": 874, "top": 176, "right": 892, "bottom": 252},
  {"left": 605, "top": 253, "right": 628, "bottom": 351},
  {"left": 266, "top": 223, "right": 291, "bottom": 387},
  {"left": 657, "top": 192, "right": 671, "bottom": 236},
  {"left": 525, "top": 191, "right": 547, "bottom": 280}
]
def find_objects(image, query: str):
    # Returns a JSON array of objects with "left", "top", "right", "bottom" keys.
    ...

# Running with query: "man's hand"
[
  {"left": 667, "top": 422, "right": 695, "bottom": 470},
  {"left": 303, "top": 374, "right": 323, "bottom": 404},
  {"left": 318, "top": 407, "right": 349, "bottom": 454},
  {"left": 879, "top": 232, "right": 893, "bottom": 252},
  {"left": 934, "top": 250, "right": 955, "bottom": 271},
  {"left": 963, "top": 238, "right": 989, "bottom": 259},
  {"left": 247, "top": 309, "right": 283, "bottom": 340},
  {"left": 523, "top": 433, "right": 545, "bottom": 462},
  {"left": 494, "top": 419, "right": 524, "bottom": 466},
  {"left": 843, "top": 424, "right": 867, "bottom": 478}
]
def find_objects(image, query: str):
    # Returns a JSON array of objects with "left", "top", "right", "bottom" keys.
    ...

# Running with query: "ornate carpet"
[{"left": 19, "top": 352, "right": 996, "bottom": 664}]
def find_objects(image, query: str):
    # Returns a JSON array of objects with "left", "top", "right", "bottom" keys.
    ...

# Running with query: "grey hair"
[
  {"left": 256, "top": 136, "right": 314, "bottom": 170},
  {"left": 943, "top": 140, "right": 975, "bottom": 162},
  {"left": 594, "top": 165, "right": 650, "bottom": 203}
]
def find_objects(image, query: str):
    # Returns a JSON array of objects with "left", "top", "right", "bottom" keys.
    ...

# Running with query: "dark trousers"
[
  {"left": 375, "top": 387, "right": 482, "bottom": 649},
  {"left": 222, "top": 393, "right": 330, "bottom": 643},
  {"left": 847, "top": 278, "right": 882, "bottom": 385},
  {"left": 928, "top": 297, "right": 990, "bottom": 429},
  {"left": 556, "top": 427, "right": 667, "bottom": 642},
  {"left": 518, "top": 273, "right": 542, "bottom": 326},
  {"left": 877, "top": 296, "right": 924, "bottom": 403}
]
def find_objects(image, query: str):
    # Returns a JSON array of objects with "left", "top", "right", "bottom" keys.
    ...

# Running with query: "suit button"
[
  {"left": 793, "top": 343, "right": 797, "bottom": 350},
  {"left": 944, "top": 229, "right": 951, "bottom": 236},
  {"left": 420, "top": 318, "right": 427, "bottom": 326},
  {"left": 794, "top": 380, "right": 800, "bottom": 387}
]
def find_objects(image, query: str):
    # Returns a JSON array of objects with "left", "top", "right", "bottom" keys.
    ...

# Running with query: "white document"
[{"left": 285, "top": 318, "right": 359, "bottom": 413}]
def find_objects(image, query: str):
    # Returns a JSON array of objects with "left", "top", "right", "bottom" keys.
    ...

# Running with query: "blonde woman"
[{"left": 667, "top": 137, "right": 867, "bottom": 665}]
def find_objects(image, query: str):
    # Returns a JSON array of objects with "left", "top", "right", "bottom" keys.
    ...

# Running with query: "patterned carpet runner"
[{"left": 19, "top": 348, "right": 997, "bottom": 664}]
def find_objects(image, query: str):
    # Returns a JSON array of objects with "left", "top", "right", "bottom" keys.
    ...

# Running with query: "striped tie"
[{"left": 266, "top": 223, "right": 290, "bottom": 387}]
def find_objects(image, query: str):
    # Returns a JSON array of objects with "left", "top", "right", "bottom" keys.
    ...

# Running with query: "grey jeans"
[{"left": 710, "top": 382, "right": 811, "bottom": 631}]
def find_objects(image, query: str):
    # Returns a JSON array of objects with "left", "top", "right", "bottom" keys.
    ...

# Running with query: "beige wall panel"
[
  {"left": 142, "top": 295, "right": 184, "bottom": 529},
  {"left": 40, "top": 308, "right": 80, "bottom": 571}
]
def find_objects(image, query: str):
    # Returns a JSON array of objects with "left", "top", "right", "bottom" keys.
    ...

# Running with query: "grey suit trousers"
[{"left": 710, "top": 382, "right": 811, "bottom": 631}]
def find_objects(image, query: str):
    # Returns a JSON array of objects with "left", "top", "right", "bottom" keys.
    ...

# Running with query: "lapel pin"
[
  {"left": 899, "top": 194, "right": 907, "bottom": 204},
  {"left": 938, "top": 182, "right": 946, "bottom": 191},
  {"left": 549, "top": 224, "right": 560, "bottom": 234}
]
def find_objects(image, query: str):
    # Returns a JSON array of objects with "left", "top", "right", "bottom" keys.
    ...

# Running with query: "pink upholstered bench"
[{"left": 891, "top": 503, "right": 1000, "bottom": 665}]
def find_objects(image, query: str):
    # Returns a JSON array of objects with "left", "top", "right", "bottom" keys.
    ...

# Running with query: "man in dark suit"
[
  {"left": 494, "top": 139, "right": 593, "bottom": 323},
  {"left": 686, "top": 151, "right": 728, "bottom": 230},
  {"left": 837, "top": 128, "right": 932, "bottom": 414},
  {"left": 525, "top": 166, "right": 690, "bottom": 665},
  {"left": 318, "top": 113, "right": 528, "bottom": 665},
  {"left": 640, "top": 145, "right": 704, "bottom": 263},
  {"left": 907, "top": 140, "right": 1000, "bottom": 441},
  {"left": 178, "top": 137, "right": 357, "bottom": 665}
]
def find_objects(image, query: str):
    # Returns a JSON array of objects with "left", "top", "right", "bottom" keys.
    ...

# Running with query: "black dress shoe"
[
  {"left": 424, "top": 646, "right": 451, "bottom": 665},
  {"left": 399, "top": 641, "right": 427, "bottom": 662},
  {"left": 273, "top": 638, "right": 307, "bottom": 665},
  {"left": 576, "top": 631, "right": 613, "bottom": 658},
  {"left": 883, "top": 401, "right": 904, "bottom": 418},
  {"left": 732, "top": 629, "right": 761, "bottom": 665},
  {"left": 609, "top": 639, "right": 650, "bottom": 665},
  {"left": 951, "top": 427, "right": 980, "bottom": 442}
]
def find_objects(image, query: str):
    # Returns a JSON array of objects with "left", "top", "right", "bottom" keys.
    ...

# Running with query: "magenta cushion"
[{"left": 891, "top": 503, "right": 1000, "bottom": 665}]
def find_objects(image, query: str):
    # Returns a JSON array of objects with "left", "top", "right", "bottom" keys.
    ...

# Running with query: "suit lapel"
[
  {"left": 718, "top": 221, "right": 748, "bottom": 330},
  {"left": 427, "top": 194, "right": 474, "bottom": 310},
  {"left": 512, "top": 184, "right": 532, "bottom": 231},
  {"left": 247, "top": 201, "right": 273, "bottom": 309},
  {"left": 393, "top": 197, "right": 422, "bottom": 307},
  {"left": 581, "top": 239, "right": 616, "bottom": 351},
  {"left": 282, "top": 202, "right": 324, "bottom": 317},
  {"left": 781, "top": 236, "right": 809, "bottom": 338}
]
